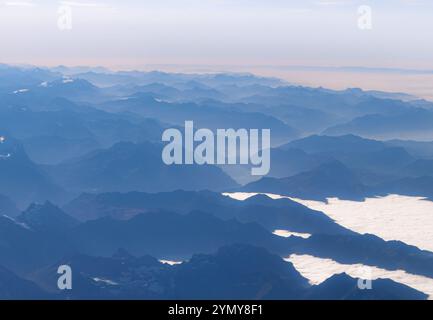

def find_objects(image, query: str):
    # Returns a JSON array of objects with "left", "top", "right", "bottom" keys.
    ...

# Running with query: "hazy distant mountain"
[
  {"left": 22, "top": 135, "right": 100, "bottom": 165},
  {"left": 0, "top": 107, "right": 95, "bottom": 141},
  {"left": 373, "top": 176, "right": 433, "bottom": 200},
  {"left": 324, "top": 108, "right": 433, "bottom": 140},
  {"left": 282, "top": 134, "right": 385, "bottom": 154},
  {"left": 386, "top": 139, "right": 433, "bottom": 158},
  {"left": 36, "top": 78, "right": 101, "bottom": 101},
  {"left": 73, "top": 70, "right": 285, "bottom": 88},
  {"left": 101, "top": 94, "right": 298, "bottom": 146},
  {"left": 0, "top": 136, "right": 64, "bottom": 207},
  {"left": 126, "top": 82, "right": 225, "bottom": 102},
  {"left": 17, "top": 201, "right": 79, "bottom": 233},
  {"left": 1, "top": 64, "right": 433, "bottom": 300},
  {"left": 0, "top": 65, "right": 59, "bottom": 93},
  {"left": 240, "top": 86, "right": 411, "bottom": 119},
  {"left": 215, "top": 146, "right": 323, "bottom": 185},
  {"left": 49, "top": 65, "right": 111, "bottom": 75},
  {"left": 0, "top": 105, "right": 168, "bottom": 164},
  {"left": 279, "top": 134, "right": 414, "bottom": 178},
  {"left": 266, "top": 148, "right": 323, "bottom": 179},
  {"left": 47, "top": 142, "right": 237, "bottom": 193},
  {"left": 199, "top": 99, "right": 340, "bottom": 135},
  {"left": 241, "top": 160, "right": 367, "bottom": 201},
  {"left": 1, "top": 77, "right": 109, "bottom": 106}
]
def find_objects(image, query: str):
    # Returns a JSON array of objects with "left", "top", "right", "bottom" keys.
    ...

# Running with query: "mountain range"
[{"left": 1, "top": 64, "right": 433, "bottom": 300}]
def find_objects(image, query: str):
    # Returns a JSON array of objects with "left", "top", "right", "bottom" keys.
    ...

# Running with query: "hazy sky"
[{"left": 0, "top": 0, "right": 432, "bottom": 70}]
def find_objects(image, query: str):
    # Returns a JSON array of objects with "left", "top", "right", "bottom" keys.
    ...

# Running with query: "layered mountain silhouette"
[
  {"left": 305, "top": 273, "right": 426, "bottom": 300},
  {"left": 281, "top": 134, "right": 414, "bottom": 176},
  {"left": 47, "top": 142, "right": 237, "bottom": 193},
  {"left": 68, "top": 210, "right": 293, "bottom": 259},
  {"left": 1, "top": 64, "right": 433, "bottom": 300},
  {"left": 241, "top": 161, "right": 367, "bottom": 200},
  {"left": 63, "top": 190, "right": 351, "bottom": 235},
  {"left": 0, "top": 135, "right": 64, "bottom": 207},
  {"left": 31, "top": 244, "right": 427, "bottom": 300},
  {"left": 102, "top": 94, "right": 298, "bottom": 146},
  {"left": 0, "top": 105, "right": 166, "bottom": 164},
  {"left": 324, "top": 108, "right": 433, "bottom": 140},
  {"left": 17, "top": 201, "right": 79, "bottom": 233}
]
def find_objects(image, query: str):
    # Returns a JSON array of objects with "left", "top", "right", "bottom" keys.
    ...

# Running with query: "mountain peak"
[{"left": 18, "top": 201, "right": 78, "bottom": 232}]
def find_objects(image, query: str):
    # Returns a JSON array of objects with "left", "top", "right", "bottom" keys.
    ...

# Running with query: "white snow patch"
[
  {"left": 92, "top": 278, "right": 118, "bottom": 286},
  {"left": 13, "top": 89, "right": 29, "bottom": 94},
  {"left": 273, "top": 229, "right": 311, "bottom": 239},
  {"left": 2, "top": 215, "right": 30, "bottom": 230},
  {"left": 159, "top": 259, "right": 183, "bottom": 266}
]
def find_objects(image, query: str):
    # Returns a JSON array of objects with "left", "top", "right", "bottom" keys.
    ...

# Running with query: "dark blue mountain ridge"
[
  {"left": 0, "top": 214, "right": 73, "bottom": 274},
  {"left": 17, "top": 201, "right": 79, "bottom": 233},
  {"left": 292, "top": 233, "right": 433, "bottom": 279},
  {"left": 305, "top": 273, "right": 426, "bottom": 300},
  {"left": 2, "top": 202, "right": 433, "bottom": 288},
  {"left": 32, "top": 244, "right": 427, "bottom": 300},
  {"left": 61, "top": 190, "right": 433, "bottom": 280},
  {"left": 63, "top": 190, "right": 351, "bottom": 235},
  {"left": 0, "top": 264, "right": 50, "bottom": 299},
  {"left": 67, "top": 210, "right": 294, "bottom": 259}
]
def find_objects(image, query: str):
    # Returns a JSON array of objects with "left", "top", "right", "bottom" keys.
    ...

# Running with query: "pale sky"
[{"left": 0, "top": 0, "right": 432, "bottom": 70}]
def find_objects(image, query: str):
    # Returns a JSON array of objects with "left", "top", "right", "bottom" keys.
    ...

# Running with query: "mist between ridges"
[{"left": 162, "top": 121, "right": 271, "bottom": 176}]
